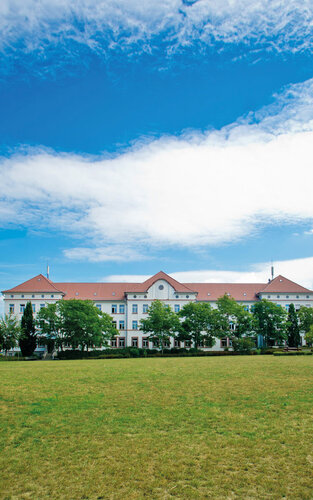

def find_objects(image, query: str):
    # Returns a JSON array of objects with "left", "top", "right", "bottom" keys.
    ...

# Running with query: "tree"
[
  {"left": 19, "top": 302, "right": 37, "bottom": 357},
  {"left": 216, "top": 294, "right": 255, "bottom": 339},
  {"left": 298, "top": 306, "right": 313, "bottom": 335},
  {"left": 253, "top": 299, "right": 287, "bottom": 347},
  {"left": 287, "top": 303, "right": 301, "bottom": 347},
  {"left": 304, "top": 325, "right": 313, "bottom": 347},
  {"left": 140, "top": 300, "right": 180, "bottom": 353},
  {"left": 36, "top": 303, "right": 61, "bottom": 353},
  {"left": 58, "top": 300, "right": 117, "bottom": 352},
  {"left": 0, "top": 314, "right": 20, "bottom": 354},
  {"left": 177, "top": 302, "right": 216, "bottom": 350}
]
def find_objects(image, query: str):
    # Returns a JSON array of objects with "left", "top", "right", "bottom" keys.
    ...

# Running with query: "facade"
[{"left": 2, "top": 271, "right": 313, "bottom": 351}]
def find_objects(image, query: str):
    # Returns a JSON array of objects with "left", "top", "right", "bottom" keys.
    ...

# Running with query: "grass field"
[{"left": 1, "top": 357, "right": 313, "bottom": 500}]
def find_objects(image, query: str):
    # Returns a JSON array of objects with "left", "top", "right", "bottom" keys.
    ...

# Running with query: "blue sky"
[{"left": 1, "top": 0, "right": 313, "bottom": 294}]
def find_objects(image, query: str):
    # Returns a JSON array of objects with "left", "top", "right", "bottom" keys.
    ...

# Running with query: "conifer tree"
[
  {"left": 19, "top": 302, "right": 37, "bottom": 356},
  {"left": 287, "top": 303, "right": 301, "bottom": 347}
]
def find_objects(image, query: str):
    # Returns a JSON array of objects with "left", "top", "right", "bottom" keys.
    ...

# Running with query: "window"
[
  {"left": 276, "top": 295, "right": 280, "bottom": 298},
  {"left": 142, "top": 338, "right": 149, "bottom": 348},
  {"left": 111, "top": 338, "right": 117, "bottom": 348},
  {"left": 112, "top": 321, "right": 117, "bottom": 329},
  {"left": 153, "top": 340, "right": 159, "bottom": 348},
  {"left": 32, "top": 294, "right": 35, "bottom": 298},
  {"left": 243, "top": 306, "right": 249, "bottom": 311},
  {"left": 174, "top": 304, "right": 180, "bottom": 313},
  {"left": 158, "top": 285, "right": 164, "bottom": 290},
  {"left": 32, "top": 304, "right": 36, "bottom": 313},
  {"left": 41, "top": 295, "right": 44, "bottom": 298},
  {"left": 51, "top": 295, "right": 54, "bottom": 298},
  {"left": 131, "top": 337, "right": 138, "bottom": 347},
  {"left": 164, "top": 340, "right": 170, "bottom": 348},
  {"left": 10, "top": 295, "right": 14, "bottom": 298},
  {"left": 119, "top": 304, "right": 125, "bottom": 314},
  {"left": 40, "top": 304, "right": 45, "bottom": 310},
  {"left": 186, "top": 295, "right": 189, "bottom": 298},
  {"left": 296, "top": 295, "right": 300, "bottom": 299},
  {"left": 20, "top": 304, "right": 25, "bottom": 313},
  {"left": 174, "top": 339, "right": 180, "bottom": 348},
  {"left": 267, "top": 295, "right": 271, "bottom": 298},
  {"left": 9, "top": 304, "right": 14, "bottom": 313},
  {"left": 230, "top": 322, "right": 235, "bottom": 330},
  {"left": 306, "top": 295, "right": 310, "bottom": 299},
  {"left": 132, "top": 304, "right": 138, "bottom": 314},
  {"left": 119, "top": 320, "right": 125, "bottom": 330},
  {"left": 21, "top": 295, "right": 24, "bottom": 298},
  {"left": 221, "top": 338, "right": 228, "bottom": 348},
  {"left": 111, "top": 304, "right": 117, "bottom": 314},
  {"left": 285, "top": 304, "right": 290, "bottom": 311},
  {"left": 119, "top": 337, "right": 125, "bottom": 348},
  {"left": 132, "top": 320, "right": 138, "bottom": 330},
  {"left": 143, "top": 304, "right": 149, "bottom": 313},
  {"left": 96, "top": 304, "right": 101, "bottom": 311},
  {"left": 185, "top": 340, "right": 191, "bottom": 348},
  {"left": 286, "top": 295, "right": 289, "bottom": 299}
]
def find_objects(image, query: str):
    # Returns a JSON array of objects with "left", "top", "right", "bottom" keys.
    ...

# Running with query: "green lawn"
[{"left": 1, "top": 357, "right": 313, "bottom": 499}]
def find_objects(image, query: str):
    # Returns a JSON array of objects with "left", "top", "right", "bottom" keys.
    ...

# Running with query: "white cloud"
[
  {"left": 1, "top": 0, "right": 313, "bottom": 66},
  {"left": 102, "top": 256, "right": 313, "bottom": 290},
  {"left": 64, "top": 245, "right": 148, "bottom": 263},
  {"left": 1, "top": 78, "right": 313, "bottom": 259}
]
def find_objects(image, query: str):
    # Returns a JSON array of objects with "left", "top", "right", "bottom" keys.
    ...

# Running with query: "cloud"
[
  {"left": 1, "top": 78, "right": 313, "bottom": 259},
  {"left": 102, "top": 256, "right": 313, "bottom": 290},
  {"left": 1, "top": 0, "right": 313, "bottom": 71},
  {"left": 64, "top": 245, "right": 149, "bottom": 263}
]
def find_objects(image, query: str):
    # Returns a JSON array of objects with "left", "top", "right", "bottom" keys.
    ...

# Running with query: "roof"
[
  {"left": 130, "top": 271, "right": 195, "bottom": 293},
  {"left": 3, "top": 272, "right": 312, "bottom": 301},
  {"left": 187, "top": 283, "right": 265, "bottom": 301},
  {"left": 258, "top": 275, "right": 312, "bottom": 294},
  {"left": 2, "top": 274, "right": 64, "bottom": 294}
]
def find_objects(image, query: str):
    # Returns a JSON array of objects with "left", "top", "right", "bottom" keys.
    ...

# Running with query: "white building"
[{"left": 2, "top": 271, "right": 313, "bottom": 351}]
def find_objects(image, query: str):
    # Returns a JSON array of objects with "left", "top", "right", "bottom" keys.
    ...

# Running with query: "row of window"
[
  {"left": 111, "top": 337, "right": 193, "bottom": 348},
  {"left": 10, "top": 304, "right": 46, "bottom": 314},
  {"left": 104, "top": 304, "right": 181, "bottom": 314},
  {"left": 267, "top": 294, "right": 310, "bottom": 299},
  {"left": 9, "top": 294, "right": 55, "bottom": 299}
]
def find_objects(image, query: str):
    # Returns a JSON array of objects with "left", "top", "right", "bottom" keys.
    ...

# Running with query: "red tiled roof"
[
  {"left": 186, "top": 283, "right": 265, "bottom": 301},
  {"left": 3, "top": 272, "right": 311, "bottom": 301},
  {"left": 56, "top": 282, "right": 133, "bottom": 301},
  {"left": 2, "top": 274, "right": 64, "bottom": 294},
  {"left": 129, "top": 271, "right": 195, "bottom": 293},
  {"left": 258, "top": 275, "right": 312, "bottom": 294}
]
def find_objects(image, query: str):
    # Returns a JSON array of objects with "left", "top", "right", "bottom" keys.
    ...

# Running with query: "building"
[{"left": 2, "top": 271, "right": 313, "bottom": 351}]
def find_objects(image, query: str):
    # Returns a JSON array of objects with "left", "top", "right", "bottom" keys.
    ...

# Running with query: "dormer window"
[{"left": 158, "top": 285, "right": 164, "bottom": 290}]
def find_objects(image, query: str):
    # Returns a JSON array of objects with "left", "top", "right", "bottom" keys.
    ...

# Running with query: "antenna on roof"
[
  {"left": 271, "top": 264, "right": 274, "bottom": 281},
  {"left": 47, "top": 263, "right": 50, "bottom": 280}
]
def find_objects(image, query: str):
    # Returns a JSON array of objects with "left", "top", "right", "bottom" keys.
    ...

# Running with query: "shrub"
[{"left": 232, "top": 338, "right": 256, "bottom": 353}]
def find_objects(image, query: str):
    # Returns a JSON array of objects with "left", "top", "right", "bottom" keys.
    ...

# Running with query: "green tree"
[
  {"left": 216, "top": 294, "right": 255, "bottom": 339},
  {"left": 304, "top": 325, "right": 313, "bottom": 347},
  {"left": 287, "top": 303, "right": 301, "bottom": 347},
  {"left": 36, "top": 303, "right": 61, "bottom": 353},
  {"left": 58, "top": 300, "right": 116, "bottom": 352},
  {"left": 19, "top": 302, "right": 37, "bottom": 357},
  {"left": 177, "top": 302, "right": 215, "bottom": 350},
  {"left": 140, "top": 300, "right": 180, "bottom": 353},
  {"left": 298, "top": 306, "right": 313, "bottom": 335},
  {"left": 0, "top": 314, "right": 20, "bottom": 354},
  {"left": 253, "top": 299, "right": 287, "bottom": 347}
]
